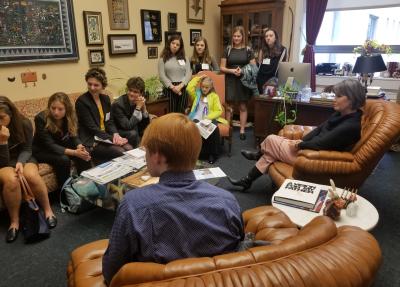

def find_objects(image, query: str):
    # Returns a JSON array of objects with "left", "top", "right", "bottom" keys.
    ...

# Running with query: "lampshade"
[{"left": 352, "top": 54, "right": 387, "bottom": 74}]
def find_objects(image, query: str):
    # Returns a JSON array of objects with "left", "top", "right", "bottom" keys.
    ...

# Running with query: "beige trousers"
[{"left": 255, "top": 134, "right": 298, "bottom": 173}]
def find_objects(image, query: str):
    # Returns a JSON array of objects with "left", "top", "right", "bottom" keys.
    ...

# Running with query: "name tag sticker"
[
  {"left": 201, "top": 63, "right": 210, "bottom": 70},
  {"left": 178, "top": 60, "right": 186, "bottom": 66},
  {"left": 263, "top": 58, "right": 271, "bottom": 65},
  {"left": 105, "top": 112, "right": 110, "bottom": 121}
]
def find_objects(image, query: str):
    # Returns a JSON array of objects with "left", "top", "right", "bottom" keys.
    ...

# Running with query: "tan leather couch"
[
  {"left": 67, "top": 206, "right": 382, "bottom": 287},
  {"left": 269, "top": 99, "right": 400, "bottom": 188}
]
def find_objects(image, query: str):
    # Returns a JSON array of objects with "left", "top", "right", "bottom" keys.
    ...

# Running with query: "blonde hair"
[
  {"left": 231, "top": 26, "right": 245, "bottom": 47},
  {"left": 141, "top": 113, "right": 201, "bottom": 172},
  {"left": 200, "top": 76, "right": 215, "bottom": 94},
  {"left": 45, "top": 92, "right": 78, "bottom": 136}
]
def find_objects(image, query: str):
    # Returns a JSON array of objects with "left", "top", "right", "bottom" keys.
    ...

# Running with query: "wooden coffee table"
[{"left": 272, "top": 191, "right": 379, "bottom": 231}]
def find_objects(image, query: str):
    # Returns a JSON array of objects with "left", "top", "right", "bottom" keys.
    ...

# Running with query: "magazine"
[
  {"left": 193, "top": 167, "right": 226, "bottom": 180},
  {"left": 81, "top": 161, "right": 134, "bottom": 184},
  {"left": 124, "top": 147, "right": 146, "bottom": 158},
  {"left": 273, "top": 179, "right": 326, "bottom": 210},
  {"left": 196, "top": 119, "right": 217, "bottom": 140}
]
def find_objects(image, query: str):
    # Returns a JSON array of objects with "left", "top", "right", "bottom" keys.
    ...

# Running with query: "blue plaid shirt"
[{"left": 102, "top": 171, "right": 244, "bottom": 284}]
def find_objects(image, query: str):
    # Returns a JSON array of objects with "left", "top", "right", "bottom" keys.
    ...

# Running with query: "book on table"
[{"left": 273, "top": 179, "right": 328, "bottom": 212}]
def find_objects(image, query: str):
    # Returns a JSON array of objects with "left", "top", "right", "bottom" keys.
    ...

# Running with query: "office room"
[{"left": 0, "top": 0, "right": 399, "bottom": 286}]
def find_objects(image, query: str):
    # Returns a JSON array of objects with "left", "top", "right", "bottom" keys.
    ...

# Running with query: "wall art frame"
[
  {"left": 148, "top": 47, "right": 159, "bottom": 59},
  {"left": 88, "top": 49, "right": 105, "bottom": 66},
  {"left": 187, "top": 0, "right": 205, "bottom": 23},
  {"left": 83, "top": 11, "right": 104, "bottom": 45},
  {"left": 107, "top": 0, "right": 130, "bottom": 30},
  {"left": 190, "top": 29, "right": 202, "bottom": 46},
  {"left": 168, "top": 12, "right": 178, "bottom": 31},
  {"left": 140, "top": 10, "right": 162, "bottom": 43},
  {"left": 0, "top": 0, "right": 79, "bottom": 65},
  {"left": 108, "top": 34, "right": 137, "bottom": 56}
]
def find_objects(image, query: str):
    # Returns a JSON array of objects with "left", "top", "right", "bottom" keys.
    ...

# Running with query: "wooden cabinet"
[
  {"left": 219, "top": 0, "right": 285, "bottom": 120},
  {"left": 254, "top": 97, "right": 334, "bottom": 143},
  {"left": 219, "top": 0, "right": 285, "bottom": 59}
]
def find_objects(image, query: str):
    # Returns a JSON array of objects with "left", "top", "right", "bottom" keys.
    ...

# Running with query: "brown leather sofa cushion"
[{"left": 67, "top": 206, "right": 381, "bottom": 287}]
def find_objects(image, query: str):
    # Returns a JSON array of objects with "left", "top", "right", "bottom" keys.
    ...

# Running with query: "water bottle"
[{"left": 301, "top": 85, "right": 312, "bottom": 102}]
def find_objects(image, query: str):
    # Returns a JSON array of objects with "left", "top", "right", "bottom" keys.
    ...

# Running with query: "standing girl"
[
  {"left": 220, "top": 26, "right": 256, "bottom": 140},
  {"left": 158, "top": 34, "right": 192, "bottom": 113},
  {"left": 190, "top": 37, "right": 219, "bottom": 74},
  {"left": 33, "top": 92, "right": 92, "bottom": 187},
  {"left": 256, "top": 28, "right": 287, "bottom": 94},
  {"left": 187, "top": 75, "right": 227, "bottom": 164},
  {"left": 0, "top": 96, "right": 56, "bottom": 243}
]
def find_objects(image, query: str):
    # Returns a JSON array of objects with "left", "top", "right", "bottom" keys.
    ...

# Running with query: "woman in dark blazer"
[
  {"left": 75, "top": 68, "right": 132, "bottom": 164},
  {"left": 33, "top": 92, "right": 92, "bottom": 186},
  {"left": 0, "top": 96, "right": 56, "bottom": 243}
]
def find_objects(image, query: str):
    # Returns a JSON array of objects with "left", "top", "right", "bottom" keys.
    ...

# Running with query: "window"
[{"left": 312, "top": 6, "right": 400, "bottom": 67}]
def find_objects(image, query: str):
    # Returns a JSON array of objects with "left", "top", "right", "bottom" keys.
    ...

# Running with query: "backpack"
[{"left": 60, "top": 176, "right": 105, "bottom": 214}]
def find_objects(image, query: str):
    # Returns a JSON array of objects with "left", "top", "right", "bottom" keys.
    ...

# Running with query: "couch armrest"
[
  {"left": 294, "top": 150, "right": 357, "bottom": 177},
  {"left": 278, "top": 124, "right": 315, "bottom": 140}
]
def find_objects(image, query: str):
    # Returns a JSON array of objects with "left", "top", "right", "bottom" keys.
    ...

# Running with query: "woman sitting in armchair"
[{"left": 228, "top": 79, "right": 366, "bottom": 191}]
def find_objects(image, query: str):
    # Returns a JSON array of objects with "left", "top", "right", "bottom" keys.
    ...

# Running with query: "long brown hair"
[
  {"left": 191, "top": 36, "right": 212, "bottom": 65},
  {"left": 161, "top": 34, "right": 186, "bottom": 62},
  {"left": 45, "top": 92, "right": 78, "bottom": 136},
  {"left": 261, "top": 28, "right": 284, "bottom": 58},
  {"left": 0, "top": 95, "right": 26, "bottom": 144}
]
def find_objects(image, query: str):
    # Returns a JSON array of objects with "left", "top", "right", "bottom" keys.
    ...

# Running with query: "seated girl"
[
  {"left": 33, "top": 92, "right": 92, "bottom": 187},
  {"left": 75, "top": 68, "right": 132, "bottom": 164},
  {"left": 186, "top": 75, "right": 227, "bottom": 164},
  {"left": 228, "top": 79, "right": 366, "bottom": 191},
  {"left": 0, "top": 96, "right": 56, "bottom": 243}
]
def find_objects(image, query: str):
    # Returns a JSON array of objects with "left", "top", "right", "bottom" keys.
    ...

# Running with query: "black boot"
[
  {"left": 228, "top": 166, "right": 263, "bottom": 191},
  {"left": 241, "top": 149, "right": 262, "bottom": 161}
]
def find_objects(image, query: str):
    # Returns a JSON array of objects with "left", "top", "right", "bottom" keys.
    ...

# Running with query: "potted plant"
[
  {"left": 274, "top": 83, "right": 299, "bottom": 127},
  {"left": 353, "top": 40, "right": 391, "bottom": 56},
  {"left": 144, "top": 76, "right": 163, "bottom": 102}
]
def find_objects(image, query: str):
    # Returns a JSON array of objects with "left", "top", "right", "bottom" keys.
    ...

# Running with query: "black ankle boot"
[
  {"left": 228, "top": 166, "right": 262, "bottom": 191},
  {"left": 241, "top": 149, "right": 262, "bottom": 161}
]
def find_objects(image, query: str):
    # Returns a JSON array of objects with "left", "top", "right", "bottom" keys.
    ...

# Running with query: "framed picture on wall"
[
  {"left": 108, "top": 34, "right": 137, "bottom": 56},
  {"left": 88, "top": 49, "right": 105, "bottom": 66},
  {"left": 164, "top": 31, "right": 182, "bottom": 47},
  {"left": 190, "top": 29, "right": 202, "bottom": 46},
  {"left": 107, "top": 0, "right": 130, "bottom": 30},
  {"left": 187, "top": 0, "right": 205, "bottom": 23},
  {"left": 83, "top": 11, "right": 104, "bottom": 45},
  {"left": 140, "top": 10, "right": 162, "bottom": 43},
  {"left": 148, "top": 47, "right": 159, "bottom": 59},
  {"left": 168, "top": 13, "right": 177, "bottom": 31},
  {"left": 0, "top": 0, "right": 79, "bottom": 65}
]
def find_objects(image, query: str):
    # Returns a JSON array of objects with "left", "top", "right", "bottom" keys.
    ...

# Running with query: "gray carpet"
[{"left": 0, "top": 128, "right": 399, "bottom": 287}]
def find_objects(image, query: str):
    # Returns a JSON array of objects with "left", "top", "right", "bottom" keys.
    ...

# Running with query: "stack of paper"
[{"left": 81, "top": 161, "right": 134, "bottom": 184}]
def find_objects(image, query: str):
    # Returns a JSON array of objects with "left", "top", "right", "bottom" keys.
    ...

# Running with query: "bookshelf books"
[{"left": 273, "top": 179, "right": 328, "bottom": 212}]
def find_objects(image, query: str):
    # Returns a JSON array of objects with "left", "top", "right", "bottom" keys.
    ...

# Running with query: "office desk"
[{"left": 254, "top": 96, "right": 334, "bottom": 143}]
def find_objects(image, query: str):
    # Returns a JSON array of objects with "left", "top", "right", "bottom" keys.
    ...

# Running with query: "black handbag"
[{"left": 19, "top": 174, "right": 50, "bottom": 243}]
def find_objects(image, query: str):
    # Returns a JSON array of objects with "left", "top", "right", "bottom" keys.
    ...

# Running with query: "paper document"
[
  {"left": 193, "top": 167, "right": 226, "bottom": 180},
  {"left": 113, "top": 154, "right": 146, "bottom": 170},
  {"left": 81, "top": 161, "right": 134, "bottom": 184},
  {"left": 196, "top": 120, "right": 217, "bottom": 139},
  {"left": 124, "top": 147, "right": 146, "bottom": 158}
]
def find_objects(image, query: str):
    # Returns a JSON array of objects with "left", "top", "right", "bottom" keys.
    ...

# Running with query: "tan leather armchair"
[
  {"left": 67, "top": 206, "right": 381, "bottom": 287},
  {"left": 269, "top": 99, "right": 400, "bottom": 188}
]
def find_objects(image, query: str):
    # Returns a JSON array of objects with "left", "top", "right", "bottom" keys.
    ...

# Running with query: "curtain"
[{"left": 303, "top": 0, "right": 328, "bottom": 91}]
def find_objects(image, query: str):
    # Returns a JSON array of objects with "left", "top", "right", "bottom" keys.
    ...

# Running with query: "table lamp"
[{"left": 352, "top": 54, "right": 387, "bottom": 91}]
